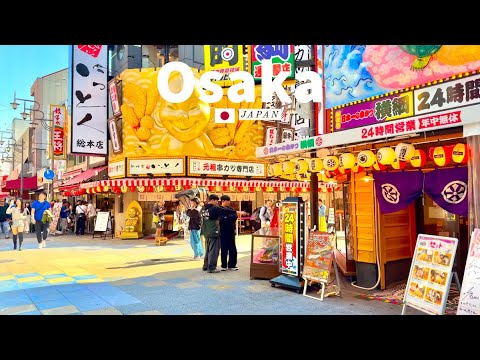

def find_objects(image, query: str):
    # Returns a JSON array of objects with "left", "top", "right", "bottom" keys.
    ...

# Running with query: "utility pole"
[{"left": 20, "top": 138, "right": 24, "bottom": 198}]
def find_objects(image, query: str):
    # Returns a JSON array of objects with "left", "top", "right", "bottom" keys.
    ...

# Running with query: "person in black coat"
[{"left": 219, "top": 195, "right": 240, "bottom": 271}]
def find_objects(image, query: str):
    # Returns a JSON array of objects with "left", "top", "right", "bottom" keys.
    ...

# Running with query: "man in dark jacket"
[
  {"left": 219, "top": 195, "right": 239, "bottom": 271},
  {"left": 200, "top": 194, "right": 237, "bottom": 273}
]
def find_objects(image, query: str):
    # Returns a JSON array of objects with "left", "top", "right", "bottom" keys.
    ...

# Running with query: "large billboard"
[
  {"left": 109, "top": 68, "right": 266, "bottom": 163},
  {"left": 71, "top": 45, "right": 108, "bottom": 156},
  {"left": 324, "top": 45, "right": 480, "bottom": 109}
]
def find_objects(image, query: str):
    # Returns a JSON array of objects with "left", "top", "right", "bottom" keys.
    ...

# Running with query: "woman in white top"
[{"left": 6, "top": 198, "right": 27, "bottom": 251}]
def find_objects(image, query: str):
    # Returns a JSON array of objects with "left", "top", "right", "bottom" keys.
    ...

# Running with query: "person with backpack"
[
  {"left": 200, "top": 194, "right": 238, "bottom": 273},
  {"left": 259, "top": 200, "right": 274, "bottom": 229}
]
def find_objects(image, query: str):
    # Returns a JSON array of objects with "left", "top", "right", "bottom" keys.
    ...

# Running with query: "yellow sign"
[
  {"left": 204, "top": 45, "right": 244, "bottom": 87},
  {"left": 110, "top": 68, "right": 265, "bottom": 164}
]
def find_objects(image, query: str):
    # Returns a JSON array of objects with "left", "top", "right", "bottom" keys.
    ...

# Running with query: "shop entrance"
[{"left": 416, "top": 194, "right": 469, "bottom": 282}]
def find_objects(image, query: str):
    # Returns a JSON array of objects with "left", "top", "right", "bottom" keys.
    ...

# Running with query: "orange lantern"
[
  {"left": 357, "top": 150, "right": 376, "bottom": 168},
  {"left": 376, "top": 147, "right": 396, "bottom": 165},
  {"left": 391, "top": 158, "right": 407, "bottom": 170},
  {"left": 433, "top": 146, "right": 452, "bottom": 167},
  {"left": 452, "top": 143, "right": 468, "bottom": 164},
  {"left": 339, "top": 153, "right": 356, "bottom": 169},
  {"left": 323, "top": 156, "right": 339, "bottom": 171},
  {"left": 410, "top": 149, "right": 427, "bottom": 168}
]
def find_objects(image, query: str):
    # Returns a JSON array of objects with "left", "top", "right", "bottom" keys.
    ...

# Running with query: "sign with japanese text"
[
  {"left": 204, "top": 45, "right": 244, "bottom": 87},
  {"left": 109, "top": 79, "right": 122, "bottom": 117},
  {"left": 50, "top": 105, "right": 66, "bottom": 159},
  {"left": 138, "top": 192, "right": 163, "bottom": 202},
  {"left": 303, "top": 232, "right": 335, "bottom": 283},
  {"left": 457, "top": 229, "right": 480, "bottom": 315},
  {"left": 404, "top": 234, "right": 458, "bottom": 315},
  {"left": 281, "top": 128, "right": 294, "bottom": 143},
  {"left": 265, "top": 127, "right": 277, "bottom": 146},
  {"left": 71, "top": 45, "right": 108, "bottom": 156},
  {"left": 414, "top": 74, "right": 480, "bottom": 115},
  {"left": 281, "top": 202, "right": 298, "bottom": 276},
  {"left": 256, "top": 103, "right": 480, "bottom": 158},
  {"left": 188, "top": 157, "right": 266, "bottom": 179},
  {"left": 108, "top": 159, "right": 125, "bottom": 179},
  {"left": 333, "top": 91, "right": 414, "bottom": 131},
  {"left": 108, "top": 117, "right": 123, "bottom": 154},
  {"left": 127, "top": 157, "right": 185, "bottom": 177},
  {"left": 251, "top": 45, "right": 295, "bottom": 81}
]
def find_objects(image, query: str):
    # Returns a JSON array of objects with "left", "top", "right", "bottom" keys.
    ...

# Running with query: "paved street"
[{"left": 0, "top": 232, "right": 422, "bottom": 315}]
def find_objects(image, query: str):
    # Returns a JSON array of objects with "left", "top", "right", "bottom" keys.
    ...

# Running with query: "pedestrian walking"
[
  {"left": 0, "top": 197, "right": 11, "bottom": 239},
  {"left": 24, "top": 202, "right": 32, "bottom": 233},
  {"left": 153, "top": 200, "right": 167, "bottom": 239},
  {"left": 186, "top": 198, "right": 204, "bottom": 260},
  {"left": 200, "top": 194, "right": 237, "bottom": 273},
  {"left": 6, "top": 198, "right": 26, "bottom": 251},
  {"left": 86, "top": 200, "right": 97, "bottom": 234},
  {"left": 59, "top": 199, "right": 69, "bottom": 234},
  {"left": 31, "top": 191, "right": 51, "bottom": 248}
]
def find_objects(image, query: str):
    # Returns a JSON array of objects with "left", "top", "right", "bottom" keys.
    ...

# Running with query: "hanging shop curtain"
[
  {"left": 467, "top": 135, "right": 480, "bottom": 233},
  {"left": 374, "top": 171, "right": 424, "bottom": 214},
  {"left": 424, "top": 167, "right": 468, "bottom": 217}
]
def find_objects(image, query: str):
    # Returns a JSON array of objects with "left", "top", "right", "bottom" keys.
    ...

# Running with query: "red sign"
[
  {"left": 109, "top": 79, "right": 121, "bottom": 117},
  {"left": 281, "top": 203, "right": 298, "bottom": 276},
  {"left": 50, "top": 105, "right": 66, "bottom": 159}
]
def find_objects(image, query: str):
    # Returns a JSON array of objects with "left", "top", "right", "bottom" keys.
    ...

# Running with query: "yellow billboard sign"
[
  {"left": 204, "top": 45, "right": 244, "bottom": 87},
  {"left": 109, "top": 68, "right": 265, "bottom": 164}
]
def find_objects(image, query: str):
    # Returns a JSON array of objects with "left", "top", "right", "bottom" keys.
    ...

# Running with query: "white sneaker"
[
  {"left": 38, "top": 243, "right": 43, "bottom": 249},
  {"left": 42, "top": 241, "right": 47, "bottom": 248}
]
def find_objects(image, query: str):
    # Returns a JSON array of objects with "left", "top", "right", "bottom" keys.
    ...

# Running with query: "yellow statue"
[{"left": 121, "top": 200, "right": 143, "bottom": 239}]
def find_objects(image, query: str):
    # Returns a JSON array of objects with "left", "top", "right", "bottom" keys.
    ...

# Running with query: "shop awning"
[
  {"left": 86, "top": 177, "right": 336, "bottom": 189},
  {"left": 4, "top": 176, "right": 38, "bottom": 190},
  {"left": 58, "top": 165, "right": 107, "bottom": 191}
]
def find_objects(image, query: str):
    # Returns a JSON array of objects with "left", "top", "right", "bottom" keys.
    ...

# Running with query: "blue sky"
[{"left": 0, "top": 45, "right": 69, "bottom": 132}]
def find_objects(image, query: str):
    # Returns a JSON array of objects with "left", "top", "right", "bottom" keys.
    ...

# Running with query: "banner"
[
  {"left": 457, "top": 229, "right": 480, "bottom": 315},
  {"left": 424, "top": 167, "right": 468, "bottom": 217},
  {"left": 303, "top": 232, "right": 335, "bottom": 283},
  {"left": 71, "top": 45, "right": 108, "bottom": 156},
  {"left": 51, "top": 105, "right": 66, "bottom": 159},
  {"left": 281, "top": 202, "right": 298, "bottom": 276},
  {"left": 374, "top": 171, "right": 424, "bottom": 214}
]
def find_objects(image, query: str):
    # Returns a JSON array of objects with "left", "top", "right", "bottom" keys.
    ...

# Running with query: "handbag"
[
  {"left": 42, "top": 209, "right": 54, "bottom": 223},
  {"left": 152, "top": 215, "right": 159, "bottom": 223}
]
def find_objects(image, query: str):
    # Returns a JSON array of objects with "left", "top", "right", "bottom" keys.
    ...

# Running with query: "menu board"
[
  {"left": 404, "top": 234, "right": 458, "bottom": 315},
  {"left": 457, "top": 229, "right": 480, "bottom": 315},
  {"left": 303, "top": 232, "right": 335, "bottom": 283},
  {"left": 94, "top": 212, "right": 111, "bottom": 232}
]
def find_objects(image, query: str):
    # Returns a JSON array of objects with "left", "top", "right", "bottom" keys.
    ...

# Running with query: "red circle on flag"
[{"left": 220, "top": 111, "right": 230, "bottom": 121}]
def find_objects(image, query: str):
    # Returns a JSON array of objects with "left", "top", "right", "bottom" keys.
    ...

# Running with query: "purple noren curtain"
[
  {"left": 424, "top": 167, "right": 468, "bottom": 217},
  {"left": 374, "top": 171, "right": 424, "bottom": 214}
]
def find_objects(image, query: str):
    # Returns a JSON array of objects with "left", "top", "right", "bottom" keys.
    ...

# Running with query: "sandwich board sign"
[{"left": 402, "top": 234, "right": 458, "bottom": 315}]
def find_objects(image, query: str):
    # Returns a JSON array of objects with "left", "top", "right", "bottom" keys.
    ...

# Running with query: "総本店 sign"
[{"left": 403, "top": 234, "right": 458, "bottom": 315}]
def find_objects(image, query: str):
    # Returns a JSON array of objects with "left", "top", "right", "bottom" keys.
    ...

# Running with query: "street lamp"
[
  {"left": 0, "top": 130, "right": 24, "bottom": 197},
  {"left": 11, "top": 94, "right": 56, "bottom": 201}
]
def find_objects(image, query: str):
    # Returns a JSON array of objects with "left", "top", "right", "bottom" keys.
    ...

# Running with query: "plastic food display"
[{"left": 250, "top": 227, "right": 281, "bottom": 280}]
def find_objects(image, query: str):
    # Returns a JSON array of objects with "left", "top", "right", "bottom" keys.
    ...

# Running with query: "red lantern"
[
  {"left": 129, "top": 186, "right": 136, "bottom": 192},
  {"left": 261, "top": 186, "right": 267, "bottom": 192},
  {"left": 273, "top": 187, "right": 279, "bottom": 192},
  {"left": 146, "top": 186, "right": 153, "bottom": 192},
  {"left": 208, "top": 186, "right": 215, "bottom": 192},
  {"left": 249, "top": 186, "right": 255, "bottom": 192},
  {"left": 222, "top": 186, "right": 228, "bottom": 192},
  {"left": 183, "top": 185, "right": 191, "bottom": 190},
  {"left": 327, "top": 188, "right": 333, "bottom": 193}
]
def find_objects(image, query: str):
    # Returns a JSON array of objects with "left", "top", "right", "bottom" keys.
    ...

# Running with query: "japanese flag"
[{"left": 215, "top": 108, "right": 235, "bottom": 124}]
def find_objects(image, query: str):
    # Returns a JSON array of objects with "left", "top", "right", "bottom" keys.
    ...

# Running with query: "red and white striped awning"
[{"left": 79, "top": 177, "right": 337, "bottom": 189}]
